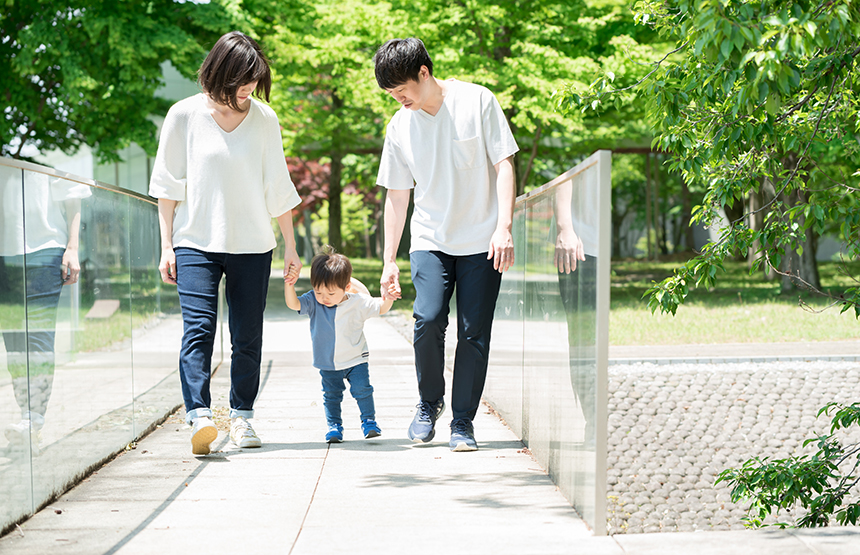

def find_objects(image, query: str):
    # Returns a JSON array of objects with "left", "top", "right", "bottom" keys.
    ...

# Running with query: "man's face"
[{"left": 384, "top": 66, "right": 431, "bottom": 111}]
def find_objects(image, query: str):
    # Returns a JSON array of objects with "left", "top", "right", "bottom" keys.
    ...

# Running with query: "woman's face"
[{"left": 235, "top": 81, "right": 258, "bottom": 108}]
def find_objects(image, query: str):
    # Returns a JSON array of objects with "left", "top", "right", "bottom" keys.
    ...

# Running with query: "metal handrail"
[{"left": 0, "top": 156, "right": 156, "bottom": 205}]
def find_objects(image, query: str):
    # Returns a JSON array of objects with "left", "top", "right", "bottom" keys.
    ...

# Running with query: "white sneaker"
[
  {"left": 230, "top": 417, "right": 262, "bottom": 448},
  {"left": 5, "top": 419, "right": 41, "bottom": 455},
  {"left": 191, "top": 416, "right": 218, "bottom": 455}
]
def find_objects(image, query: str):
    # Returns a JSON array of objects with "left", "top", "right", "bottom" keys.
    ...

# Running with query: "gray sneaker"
[
  {"left": 408, "top": 399, "right": 445, "bottom": 443},
  {"left": 449, "top": 418, "right": 477, "bottom": 451},
  {"left": 230, "top": 417, "right": 262, "bottom": 448},
  {"left": 191, "top": 416, "right": 218, "bottom": 455}
]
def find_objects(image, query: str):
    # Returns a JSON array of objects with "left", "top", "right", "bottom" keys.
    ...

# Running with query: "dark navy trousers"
[
  {"left": 410, "top": 251, "right": 502, "bottom": 421},
  {"left": 175, "top": 247, "right": 271, "bottom": 423}
]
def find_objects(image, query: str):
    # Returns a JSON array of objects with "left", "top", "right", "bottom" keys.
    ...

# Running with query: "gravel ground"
[
  {"left": 381, "top": 313, "right": 860, "bottom": 534},
  {"left": 607, "top": 360, "right": 860, "bottom": 534}
]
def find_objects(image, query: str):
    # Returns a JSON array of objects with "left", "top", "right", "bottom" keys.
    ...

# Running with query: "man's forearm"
[
  {"left": 494, "top": 156, "right": 516, "bottom": 232},
  {"left": 383, "top": 189, "right": 410, "bottom": 262}
]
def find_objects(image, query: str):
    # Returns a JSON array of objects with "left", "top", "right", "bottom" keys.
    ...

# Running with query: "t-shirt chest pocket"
[{"left": 452, "top": 136, "right": 485, "bottom": 170}]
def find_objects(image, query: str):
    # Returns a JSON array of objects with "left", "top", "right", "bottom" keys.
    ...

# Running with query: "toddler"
[{"left": 285, "top": 249, "right": 394, "bottom": 442}]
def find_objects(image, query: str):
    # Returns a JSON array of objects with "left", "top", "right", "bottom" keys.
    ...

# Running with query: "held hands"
[
  {"left": 284, "top": 249, "right": 302, "bottom": 286},
  {"left": 555, "top": 228, "right": 585, "bottom": 274},
  {"left": 488, "top": 227, "right": 515, "bottom": 273},
  {"left": 380, "top": 261, "right": 402, "bottom": 301},
  {"left": 159, "top": 248, "right": 177, "bottom": 285}
]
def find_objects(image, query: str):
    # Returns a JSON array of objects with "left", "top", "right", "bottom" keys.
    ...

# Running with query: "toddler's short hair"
[{"left": 310, "top": 247, "right": 352, "bottom": 290}]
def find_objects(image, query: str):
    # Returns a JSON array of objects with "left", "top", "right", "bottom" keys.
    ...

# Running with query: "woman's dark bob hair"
[
  {"left": 373, "top": 37, "right": 433, "bottom": 90},
  {"left": 198, "top": 31, "right": 272, "bottom": 112}
]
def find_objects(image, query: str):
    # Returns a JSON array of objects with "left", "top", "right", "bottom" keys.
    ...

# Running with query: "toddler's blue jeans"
[{"left": 320, "top": 362, "right": 375, "bottom": 426}]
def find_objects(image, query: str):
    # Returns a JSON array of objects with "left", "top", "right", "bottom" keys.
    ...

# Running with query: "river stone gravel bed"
[{"left": 607, "top": 360, "right": 860, "bottom": 534}]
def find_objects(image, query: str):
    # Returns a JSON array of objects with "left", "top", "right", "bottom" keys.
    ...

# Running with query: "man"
[{"left": 374, "top": 38, "right": 519, "bottom": 451}]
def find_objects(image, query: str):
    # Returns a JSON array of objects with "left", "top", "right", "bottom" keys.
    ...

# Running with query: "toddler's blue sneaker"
[
  {"left": 325, "top": 424, "right": 343, "bottom": 443},
  {"left": 362, "top": 419, "right": 382, "bottom": 439},
  {"left": 408, "top": 398, "right": 445, "bottom": 443},
  {"left": 449, "top": 418, "right": 477, "bottom": 452}
]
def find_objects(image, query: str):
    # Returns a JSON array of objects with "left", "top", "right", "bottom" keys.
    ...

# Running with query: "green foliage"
[
  {"left": 411, "top": 0, "right": 659, "bottom": 189},
  {"left": 717, "top": 402, "right": 860, "bottom": 528},
  {"left": 1, "top": 0, "right": 237, "bottom": 162},
  {"left": 563, "top": 0, "right": 860, "bottom": 315}
]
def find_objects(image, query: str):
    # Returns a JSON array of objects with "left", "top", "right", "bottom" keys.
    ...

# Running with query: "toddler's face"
[{"left": 313, "top": 284, "right": 347, "bottom": 307}]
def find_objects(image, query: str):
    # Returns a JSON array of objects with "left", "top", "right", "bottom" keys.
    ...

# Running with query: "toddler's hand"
[{"left": 284, "top": 263, "right": 299, "bottom": 284}]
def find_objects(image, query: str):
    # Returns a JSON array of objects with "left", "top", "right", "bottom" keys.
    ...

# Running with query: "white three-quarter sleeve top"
[{"left": 148, "top": 93, "right": 302, "bottom": 254}]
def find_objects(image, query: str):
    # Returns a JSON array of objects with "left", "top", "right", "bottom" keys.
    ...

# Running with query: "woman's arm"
[
  {"left": 157, "top": 199, "right": 178, "bottom": 284},
  {"left": 277, "top": 210, "right": 301, "bottom": 285}
]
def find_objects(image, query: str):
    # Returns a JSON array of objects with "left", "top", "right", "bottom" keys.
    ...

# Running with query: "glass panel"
[
  {"left": 129, "top": 200, "right": 182, "bottom": 438},
  {"left": 28, "top": 177, "right": 135, "bottom": 506},
  {"left": 0, "top": 164, "right": 35, "bottom": 525},
  {"left": 485, "top": 206, "right": 526, "bottom": 437},
  {"left": 483, "top": 151, "right": 609, "bottom": 533}
]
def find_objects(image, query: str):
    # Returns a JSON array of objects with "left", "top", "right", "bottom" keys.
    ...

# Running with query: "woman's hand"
[
  {"left": 159, "top": 247, "right": 177, "bottom": 285},
  {"left": 284, "top": 248, "right": 302, "bottom": 286},
  {"left": 61, "top": 247, "right": 80, "bottom": 285}
]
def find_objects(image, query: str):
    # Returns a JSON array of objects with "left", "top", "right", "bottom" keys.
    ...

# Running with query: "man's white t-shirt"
[
  {"left": 148, "top": 94, "right": 302, "bottom": 254},
  {"left": 376, "top": 79, "right": 519, "bottom": 255}
]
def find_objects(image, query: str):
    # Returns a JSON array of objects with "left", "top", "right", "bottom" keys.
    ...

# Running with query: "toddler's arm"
[
  {"left": 378, "top": 284, "right": 396, "bottom": 315},
  {"left": 284, "top": 280, "right": 301, "bottom": 311}
]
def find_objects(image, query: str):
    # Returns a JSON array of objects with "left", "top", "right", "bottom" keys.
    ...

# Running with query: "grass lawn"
[
  {"left": 293, "top": 256, "right": 859, "bottom": 346},
  {"left": 610, "top": 258, "right": 860, "bottom": 345}
]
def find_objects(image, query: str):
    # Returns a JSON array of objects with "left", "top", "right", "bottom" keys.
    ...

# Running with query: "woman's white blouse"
[{"left": 149, "top": 94, "right": 301, "bottom": 254}]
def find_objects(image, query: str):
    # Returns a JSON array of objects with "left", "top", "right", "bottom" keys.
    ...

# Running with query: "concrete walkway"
[{"left": 2, "top": 312, "right": 860, "bottom": 554}]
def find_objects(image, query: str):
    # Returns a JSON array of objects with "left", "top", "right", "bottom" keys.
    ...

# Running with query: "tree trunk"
[
  {"left": 645, "top": 153, "right": 652, "bottom": 260},
  {"left": 653, "top": 154, "right": 666, "bottom": 255},
  {"left": 780, "top": 188, "right": 821, "bottom": 292},
  {"left": 680, "top": 176, "right": 695, "bottom": 251},
  {"left": 328, "top": 91, "right": 344, "bottom": 251},
  {"left": 328, "top": 151, "right": 342, "bottom": 251},
  {"left": 302, "top": 209, "right": 315, "bottom": 263}
]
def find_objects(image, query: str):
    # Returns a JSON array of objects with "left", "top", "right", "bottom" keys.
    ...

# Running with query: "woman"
[{"left": 149, "top": 31, "right": 302, "bottom": 455}]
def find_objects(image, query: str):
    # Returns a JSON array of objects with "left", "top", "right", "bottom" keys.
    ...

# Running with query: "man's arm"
[
  {"left": 487, "top": 155, "right": 516, "bottom": 273},
  {"left": 553, "top": 180, "right": 585, "bottom": 274},
  {"left": 380, "top": 188, "right": 410, "bottom": 300},
  {"left": 284, "top": 282, "right": 301, "bottom": 311}
]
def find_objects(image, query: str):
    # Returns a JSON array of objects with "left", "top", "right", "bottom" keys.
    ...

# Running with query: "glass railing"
[
  {"left": 0, "top": 158, "right": 224, "bottom": 532},
  {"left": 483, "top": 150, "right": 611, "bottom": 534}
]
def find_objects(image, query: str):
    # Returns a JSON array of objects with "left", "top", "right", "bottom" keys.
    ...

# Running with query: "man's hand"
[
  {"left": 159, "top": 247, "right": 177, "bottom": 285},
  {"left": 555, "top": 228, "right": 585, "bottom": 274},
  {"left": 380, "top": 261, "right": 402, "bottom": 300},
  {"left": 284, "top": 249, "right": 302, "bottom": 286},
  {"left": 488, "top": 227, "right": 515, "bottom": 273}
]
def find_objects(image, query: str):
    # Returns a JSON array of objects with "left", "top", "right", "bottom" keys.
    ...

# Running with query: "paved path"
[{"left": 2, "top": 311, "right": 860, "bottom": 554}]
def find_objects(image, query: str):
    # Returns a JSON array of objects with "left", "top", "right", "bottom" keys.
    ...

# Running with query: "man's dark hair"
[
  {"left": 198, "top": 31, "right": 272, "bottom": 112},
  {"left": 373, "top": 38, "right": 433, "bottom": 89},
  {"left": 310, "top": 246, "right": 352, "bottom": 290}
]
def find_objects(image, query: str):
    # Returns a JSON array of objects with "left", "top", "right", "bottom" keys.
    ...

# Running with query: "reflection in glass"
[
  {"left": 0, "top": 166, "right": 89, "bottom": 524},
  {"left": 485, "top": 151, "right": 609, "bottom": 534}
]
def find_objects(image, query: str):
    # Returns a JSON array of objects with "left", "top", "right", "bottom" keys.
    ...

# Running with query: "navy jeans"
[
  {"left": 410, "top": 251, "right": 502, "bottom": 421},
  {"left": 1, "top": 248, "right": 64, "bottom": 424},
  {"left": 319, "top": 362, "right": 375, "bottom": 427},
  {"left": 175, "top": 247, "right": 271, "bottom": 423}
]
